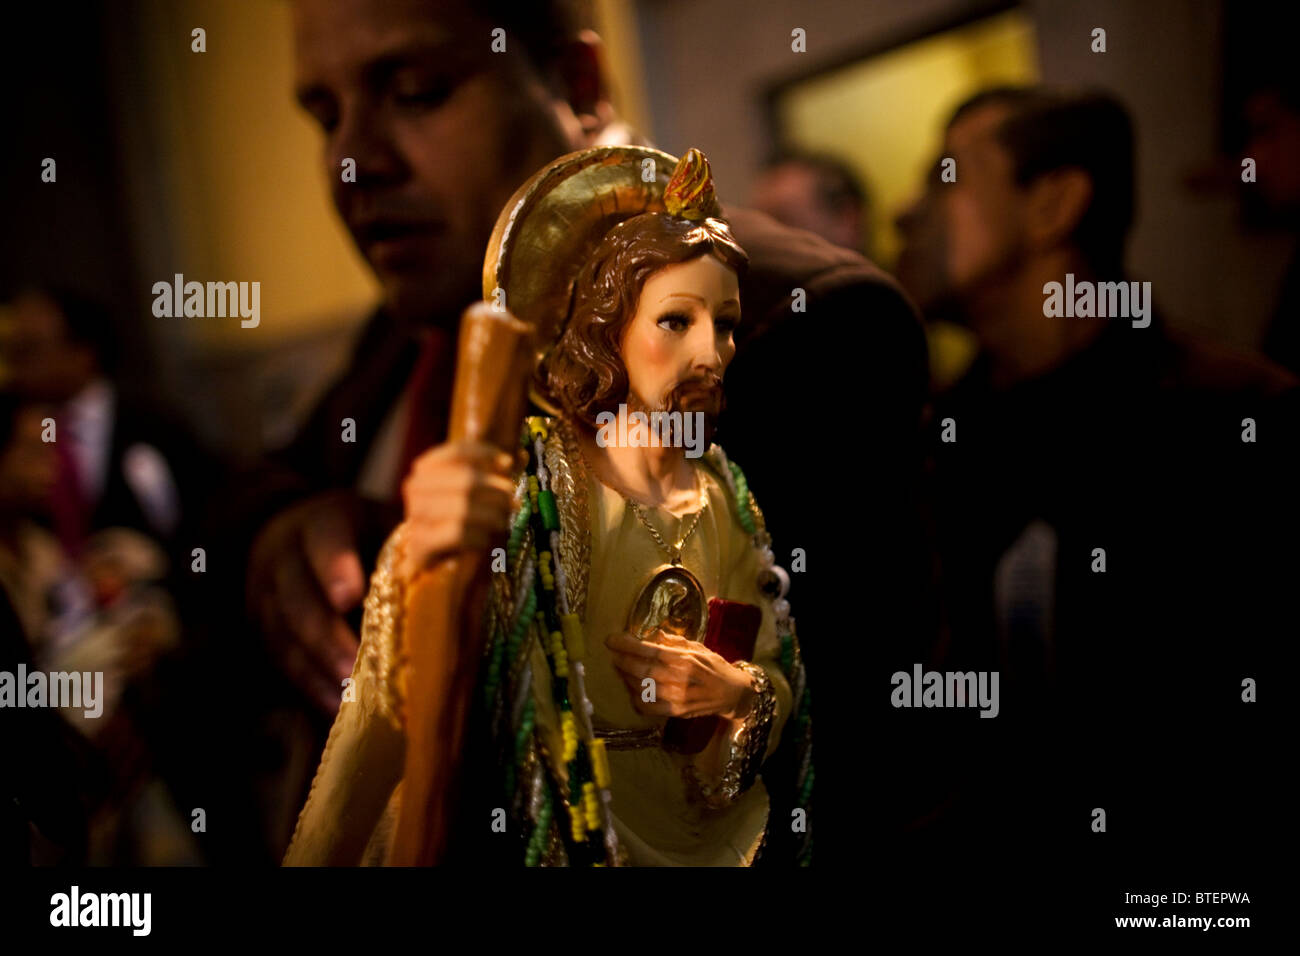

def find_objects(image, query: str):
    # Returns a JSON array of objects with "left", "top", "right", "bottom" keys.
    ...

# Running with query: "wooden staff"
[{"left": 387, "top": 302, "right": 534, "bottom": 866}]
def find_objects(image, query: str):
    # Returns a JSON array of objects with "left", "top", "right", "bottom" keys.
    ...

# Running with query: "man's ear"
[
  {"left": 556, "top": 30, "right": 618, "bottom": 146},
  {"left": 1024, "top": 167, "right": 1093, "bottom": 252}
]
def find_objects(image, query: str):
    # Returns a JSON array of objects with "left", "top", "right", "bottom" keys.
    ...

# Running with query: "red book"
[
  {"left": 702, "top": 598, "right": 761, "bottom": 663},
  {"left": 663, "top": 599, "right": 761, "bottom": 754}
]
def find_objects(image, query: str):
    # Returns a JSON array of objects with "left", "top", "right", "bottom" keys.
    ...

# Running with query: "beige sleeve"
[{"left": 282, "top": 528, "right": 409, "bottom": 866}]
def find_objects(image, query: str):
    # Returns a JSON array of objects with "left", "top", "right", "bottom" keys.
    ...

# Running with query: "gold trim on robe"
[{"left": 283, "top": 421, "right": 791, "bottom": 866}]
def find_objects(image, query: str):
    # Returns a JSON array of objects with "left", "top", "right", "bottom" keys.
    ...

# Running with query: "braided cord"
[{"left": 486, "top": 417, "right": 619, "bottom": 866}]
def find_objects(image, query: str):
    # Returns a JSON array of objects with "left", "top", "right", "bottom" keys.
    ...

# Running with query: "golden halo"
[{"left": 482, "top": 145, "right": 680, "bottom": 415}]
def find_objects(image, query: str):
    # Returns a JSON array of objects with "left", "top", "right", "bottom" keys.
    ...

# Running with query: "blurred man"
[
  {"left": 0, "top": 290, "right": 204, "bottom": 863},
  {"left": 894, "top": 86, "right": 1295, "bottom": 863},
  {"left": 217, "top": 0, "right": 928, "bottom": 862},
  {"left": 0, "top": 392, "right": 198, "bottom": 865},
  {"left": 1, "top": 287, "right": 207, "bottom": 559},
  {"left": 750, "top": 151, "right": 870, "bottom": 255}
]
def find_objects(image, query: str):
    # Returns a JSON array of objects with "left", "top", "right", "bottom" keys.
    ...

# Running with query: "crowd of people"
[{"left": 2, "top": 0, "right": 1294, "bottom": 867}]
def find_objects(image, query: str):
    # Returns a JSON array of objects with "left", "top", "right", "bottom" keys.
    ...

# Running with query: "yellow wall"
[
  {"left": 775, "top": 10, "right": 1039, "bottom": 266},
  {"left": 130, "top": 0, "right": 380, "bottom": 353},
  {"left": 593, "top": 0, "right": 654, "bottom": 141}
]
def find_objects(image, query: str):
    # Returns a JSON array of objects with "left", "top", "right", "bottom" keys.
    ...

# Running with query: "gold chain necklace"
[{"left": 625, "top": 477, "right": 709, "bottom": 566}]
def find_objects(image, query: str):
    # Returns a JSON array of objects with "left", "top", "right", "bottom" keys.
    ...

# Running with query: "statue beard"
[{"left": 625, "top": 372, "right": 725, "bottom": 448}]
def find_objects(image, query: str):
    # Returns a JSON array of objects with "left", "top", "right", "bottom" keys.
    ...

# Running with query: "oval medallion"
[{"left": 626, "top": 564, "right": 707, "bottom": 643}]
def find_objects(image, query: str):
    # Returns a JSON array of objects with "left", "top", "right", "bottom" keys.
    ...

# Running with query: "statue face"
[{"left": 618, "top": 256, "right": 740, "bottom": 418}]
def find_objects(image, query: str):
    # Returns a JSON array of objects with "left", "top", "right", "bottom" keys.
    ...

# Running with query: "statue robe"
[{"left": 283, "top": 424, "right": 791, "bottom": 866}]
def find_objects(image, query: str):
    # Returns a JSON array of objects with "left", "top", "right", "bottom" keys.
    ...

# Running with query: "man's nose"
[
  {"left": 895, "top": 194, "right": 923, "bottom": 235},
  {"left": 329, "top": 104, "right": 406, "bottom": 187}
]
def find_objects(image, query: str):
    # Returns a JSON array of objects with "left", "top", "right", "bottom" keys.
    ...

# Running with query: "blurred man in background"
[
  {"left": 0, "top": 287, "right": 207, "bottom": 558},
  {"left": 0, "top": 384, "right": 199, "bottom": 865},
  {"left": 1, "top": 287, "right": 213, "bottom": 864},
  {"left": 750, "top": 151, "right": 871, "bottom": 256},
  {"left": 893, "top": 85, "right": 1295, "bottom": 863}
]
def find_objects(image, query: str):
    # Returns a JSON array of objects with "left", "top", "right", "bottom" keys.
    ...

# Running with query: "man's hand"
[
  {"left": 398, "top": 441, "right": 516, "bottom": 583},
  {"left": 247, "top": 490, "right": 365, "bottom": 716},
  {"left": 605, "top": 630, "right": 756, "bottom": 720}
]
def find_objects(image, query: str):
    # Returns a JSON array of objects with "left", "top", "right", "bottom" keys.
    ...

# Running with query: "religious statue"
[{"left": 283, "top": 147, "right": 813, "bottom": 866}]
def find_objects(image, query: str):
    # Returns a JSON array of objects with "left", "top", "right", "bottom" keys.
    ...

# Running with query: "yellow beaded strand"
[
  {"left": 559, "top": 711, "right": 579, "bottom": 762},
  {"left": 582, "top": 783, "right": 601, "bottom": 831},
  {"left": 588, "top": 738, "right": 611, "bottom": 790}
]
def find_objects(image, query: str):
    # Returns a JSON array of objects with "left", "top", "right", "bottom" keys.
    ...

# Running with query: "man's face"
[
  {"left": 620, "top": 255, "right": 739, "bottom": 423},
  {"left": 1, "top": 293, "right": 94, "bottom": 402},
  {"left": 751, "top": 163, "right": 861, "bottom": 252},
  {"left": 292, "top": 0, "right": 576, "bottom": 325},
  {"left": 896, "top": 104, "right": 1028, "bottom": 315}
]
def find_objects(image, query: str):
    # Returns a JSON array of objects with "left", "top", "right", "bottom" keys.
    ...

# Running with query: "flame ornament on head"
[{"left": 663, "top": 148, "right": 721, "bottom": 221}]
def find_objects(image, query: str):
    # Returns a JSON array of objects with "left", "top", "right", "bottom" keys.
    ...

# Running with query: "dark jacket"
[{"left": 914, "top": 311, "right": 1297, "bottom": 859}]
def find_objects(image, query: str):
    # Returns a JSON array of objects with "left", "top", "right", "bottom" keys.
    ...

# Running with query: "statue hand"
[{"left": 605, "top": 630, "right": 756, "bottom": 720}]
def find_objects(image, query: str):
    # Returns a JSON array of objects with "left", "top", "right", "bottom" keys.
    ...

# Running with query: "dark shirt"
[{"left": 916, "top": 312, "right": 1296, "bottom": 861}]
